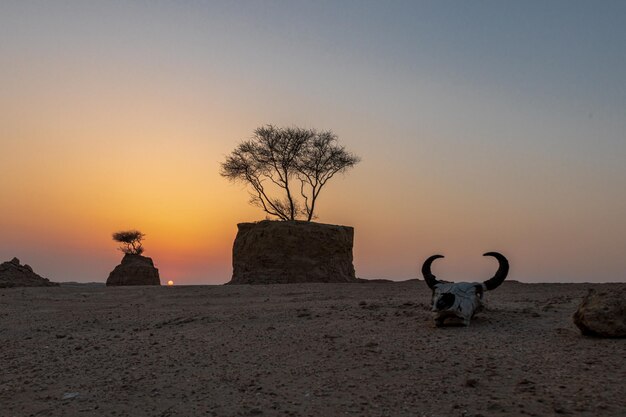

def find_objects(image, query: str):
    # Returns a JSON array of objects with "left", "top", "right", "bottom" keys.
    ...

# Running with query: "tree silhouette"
[
  {"left": 221, "top": 125, "right": 359, "bottom": 221},
  {"left": 112, "top": 230, "right": 145, "bottom": 255}
]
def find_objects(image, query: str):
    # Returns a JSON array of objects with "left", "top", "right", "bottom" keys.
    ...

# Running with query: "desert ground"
[{"left": 1, "top": 281, "right": 624, "bottom": 417}]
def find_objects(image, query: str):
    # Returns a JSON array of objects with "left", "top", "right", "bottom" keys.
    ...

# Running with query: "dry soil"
[{"left": 1, "top": 281, "right": 624, "bottom": 417}]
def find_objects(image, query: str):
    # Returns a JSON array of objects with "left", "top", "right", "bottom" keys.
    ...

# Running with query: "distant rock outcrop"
[
  {"left": 0, "top": 257, "right": 58, "bottom": 288},
  {"left": 228, "top": 220, "right": 357, "bottom": 284},
  {"left": 573, "top": 288, "right": 626, "bottom": 338},
  {"left": 106, "top": 254, "right": 161, "bottom": 286}
]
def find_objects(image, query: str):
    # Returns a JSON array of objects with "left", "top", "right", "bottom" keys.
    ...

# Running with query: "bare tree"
[
  {"left": 296, "top": 130, "right": 360, "bottom": 221},
  {"left": 221, "top": 125, "right": 359, "bottom": 221},
  {"left": 112, "top": 230, "right": 145, "bottom": 255}
]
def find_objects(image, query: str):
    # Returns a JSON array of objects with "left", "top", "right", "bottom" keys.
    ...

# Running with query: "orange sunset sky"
[{"left": 1, "top": 1, "right": 625, "bottom": 284}]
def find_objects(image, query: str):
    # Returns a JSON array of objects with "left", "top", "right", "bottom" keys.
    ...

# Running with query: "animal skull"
[{"left": 422, "top": 252, "right": 509, "bottom": 326}]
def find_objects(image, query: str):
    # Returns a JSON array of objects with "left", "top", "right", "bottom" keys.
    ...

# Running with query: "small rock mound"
[
  {"left": 106, "top": 254, "right": 161, "bottom": 286},
  {"left": 573, "top": 288, "right": 626, "bottom": 338},
  {"left": 229, "top": 220, "right": 356, "bottom": 284},
  {"left": 0, "top": 257, "right": 58, "bottom": 288}
]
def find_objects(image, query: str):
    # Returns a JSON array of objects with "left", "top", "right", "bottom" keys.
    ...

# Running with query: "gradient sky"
[{"left": 1, "top": 1, "right": 625, "bottom": 284}]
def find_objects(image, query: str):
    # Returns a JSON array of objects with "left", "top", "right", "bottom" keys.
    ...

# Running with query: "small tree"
[
  {"left": 221, "top": 125, "right": 359, "bottom": 221},
  {"left": 112, "top": 230, "right": 145, "bottom": 255}
]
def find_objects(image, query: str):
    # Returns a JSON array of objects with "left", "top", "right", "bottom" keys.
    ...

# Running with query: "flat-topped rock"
[
  {"left": 106, "top": 254, "right": 161, "bottom": 286},
  {"left": 0, "top": 257, "right": 58, "bottom": 288},
  {"left": 229, "top": 220, "right": 357, "bottom": 284}
]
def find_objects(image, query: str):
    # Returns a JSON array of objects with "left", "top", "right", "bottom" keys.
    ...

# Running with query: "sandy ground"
[{"left": 1, "top": 281, "right": 624, "bottom": 417}]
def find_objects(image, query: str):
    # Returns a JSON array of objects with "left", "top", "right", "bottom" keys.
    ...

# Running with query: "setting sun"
[{"left": 167, "top": 280, "right": 174, "bottom": 286}]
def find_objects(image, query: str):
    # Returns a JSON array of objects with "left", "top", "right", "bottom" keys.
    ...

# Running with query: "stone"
[
  {"left": 228, "top": 220, "right": 356, "bottom": 284},
  {"left": 62, "top": 392, "right": 79, "bottom": 400},
  {"left": 106, "top": 254, "right": 161, "bottom": 286},
  {"left": 0, "top": 258, "right": 58, "bottom": 288},
  {"left": 573, "top": 288, "right": 626, "bottom": 338}
]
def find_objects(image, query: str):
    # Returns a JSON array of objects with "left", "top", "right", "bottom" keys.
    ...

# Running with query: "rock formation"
[
  {"left": 229, "top": 220, "right": 357, "bottom": 284},
  {"left": 0, "top": 257, "right": 58, "bottom": 288},
  {"left": 106, "top": 254, "right": 161, "bottom": 286},
  {"left": 573, "top": 288, "right": 626, "bottom": 338}
]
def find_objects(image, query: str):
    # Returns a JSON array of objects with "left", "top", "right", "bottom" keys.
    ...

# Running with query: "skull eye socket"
[
  {"left": 435, "top": 293, "right": 455, "bottom": 310},
  {"left": 474, "top": 284, "right": 484, "bottom": 298}
]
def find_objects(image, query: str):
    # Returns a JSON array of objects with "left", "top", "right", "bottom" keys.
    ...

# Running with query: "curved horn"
[
  {"left": 482, "top": 252, "right": 509, "bottom": 290},
  {"left": 422, "top": 255, "right": 444, "bottom": 289}
]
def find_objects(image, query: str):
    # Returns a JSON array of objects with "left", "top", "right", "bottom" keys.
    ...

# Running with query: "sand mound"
[
  {"left": 0, "top": 257, "right": 58, "bottom": 288},
  {"left": 106, "top": 254, "right": 161, "bottom": 286},
  {"left": 230, "top": 220, "right": 356, "bottom": 284}
]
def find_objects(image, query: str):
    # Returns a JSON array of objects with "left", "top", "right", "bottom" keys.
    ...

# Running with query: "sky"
[{"left": 1, "top": 1, "right": 625, "bottom": 284}]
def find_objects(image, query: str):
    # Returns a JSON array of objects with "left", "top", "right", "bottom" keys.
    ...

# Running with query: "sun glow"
[{"left": 167, "top": 280, "right": 174, "bottom": 286}]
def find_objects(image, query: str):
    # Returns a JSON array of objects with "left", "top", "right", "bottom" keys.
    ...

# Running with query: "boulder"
[
  {"left": 0, "top": 257, "right": 58, "bottom": 288},
  {"left": 573, "top": 288, "right": 626, "bottom": 338},
  {"left": 229, "top": 220, "right": 357, "bottom": 284},
  {"left": 106, "top": 254, "right": 161, "bottom": 286}
]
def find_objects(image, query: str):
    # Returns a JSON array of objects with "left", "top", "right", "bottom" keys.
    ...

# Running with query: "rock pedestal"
[
  {"left": 573, "top": 288, "right": 626, "bottom": 338},
  {"left": 106, "top": 254, "right": 161, "bottom": 286},
  {"left": 228, "top": 220, "right": 357, "bottom": 284},
  {"left": 0, "top": 257, "right": 58, "bottom": 288}
]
